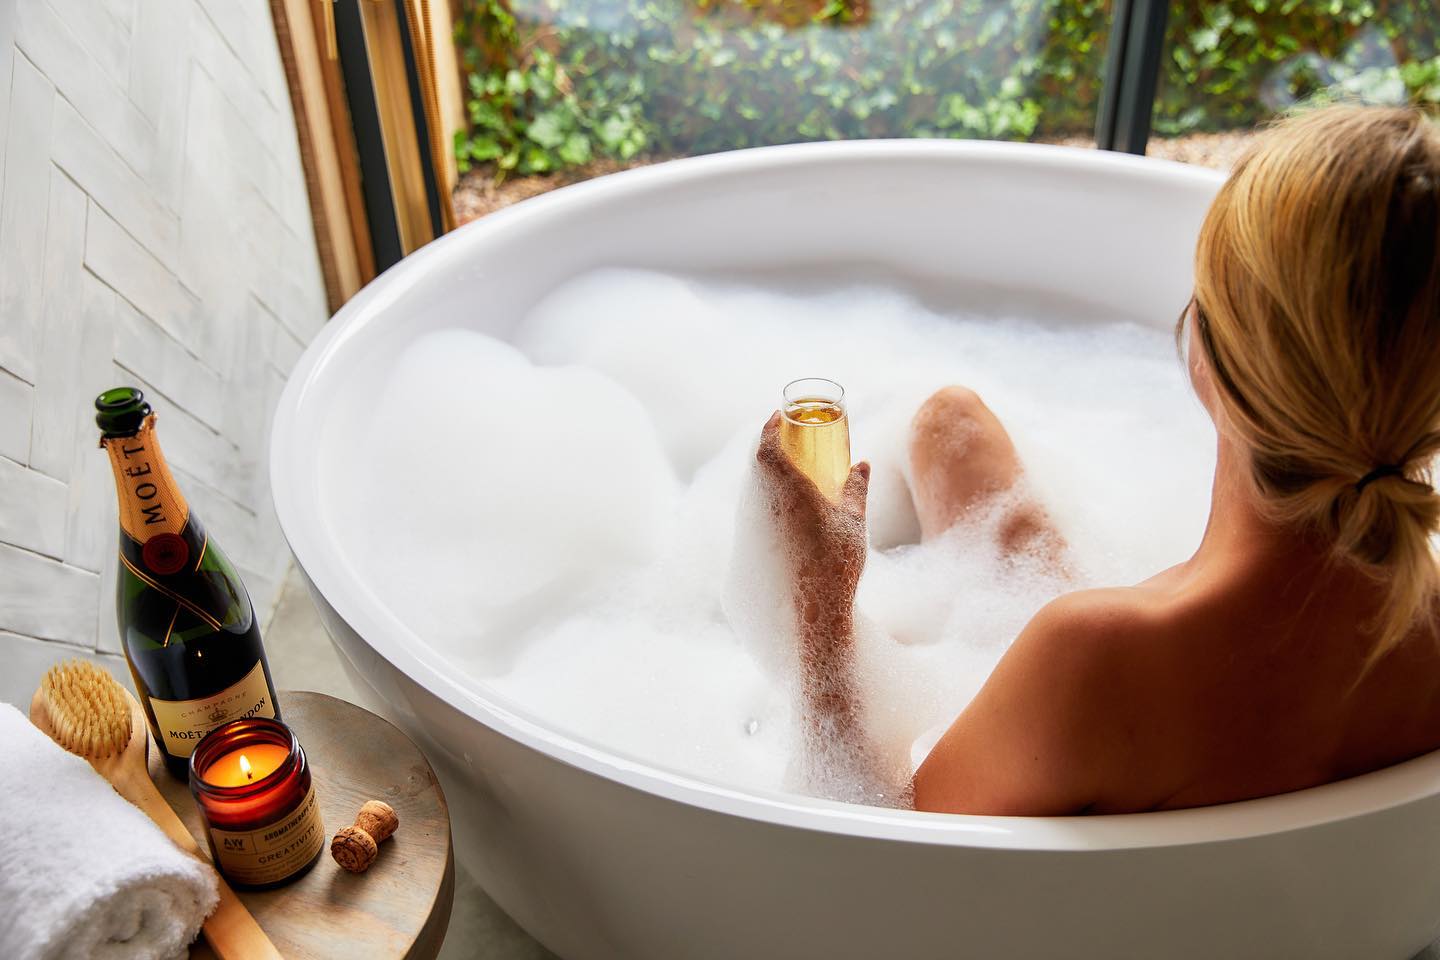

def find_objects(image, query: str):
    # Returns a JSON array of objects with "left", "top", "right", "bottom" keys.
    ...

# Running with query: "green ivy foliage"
[
  {"left": 1156, "top": 2, "right": 1440, "bottom": 135},
  {"left": 454, "top": 0, "right": 1440, "bottom": 177}
]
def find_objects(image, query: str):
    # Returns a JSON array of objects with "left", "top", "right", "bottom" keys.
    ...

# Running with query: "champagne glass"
[{"left": 779, "top": 378, "right": 851, "bottom": 501}]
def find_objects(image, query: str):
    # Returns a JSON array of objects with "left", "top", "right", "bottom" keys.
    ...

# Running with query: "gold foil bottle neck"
[{"left": 103, "top": 414, "right": 190, "bottom": 543}]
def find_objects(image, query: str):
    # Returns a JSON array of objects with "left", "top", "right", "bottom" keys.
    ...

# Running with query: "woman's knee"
[
  {"left": 909, "top": 383, "right": 1020, "bottom": 500},
  {"left": 910, "top": 386, "right": 999, "bottom": 455},
  {"left": 914, "top": 386, "right": 989, "bottom": 431}
]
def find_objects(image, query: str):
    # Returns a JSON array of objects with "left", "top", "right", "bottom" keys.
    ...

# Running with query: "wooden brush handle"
[
  {"left": 110, "top": 764, "right": 284, "bottom": 960},
  {"left": 203, "top": 883, "right": 286, "bottom": 960},
  {"left": 109, "top": 759, "right": 206, "bottom": 856}
]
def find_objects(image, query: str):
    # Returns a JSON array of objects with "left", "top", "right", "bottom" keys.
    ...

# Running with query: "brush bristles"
[{"left": 40, "top": 660, "right": 132, "bottom": 758}]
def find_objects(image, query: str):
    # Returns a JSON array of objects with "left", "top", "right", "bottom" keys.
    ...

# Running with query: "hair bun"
[{"left": 1334, "top": 464, "right": 1440, "bottom": 567}]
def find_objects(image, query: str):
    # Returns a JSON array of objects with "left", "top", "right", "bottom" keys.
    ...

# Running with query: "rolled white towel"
[{"left": 0, "top": 701, "right": 218, "bottom": 960}]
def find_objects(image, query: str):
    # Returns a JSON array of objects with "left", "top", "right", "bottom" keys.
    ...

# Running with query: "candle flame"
[{"left": 239, "top": 754, "right": 253, "bottom": 781}]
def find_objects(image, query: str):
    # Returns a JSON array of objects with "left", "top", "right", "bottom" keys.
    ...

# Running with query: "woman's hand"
[{"left": 755, "top": 412, "right": 871, "bottom": 640}]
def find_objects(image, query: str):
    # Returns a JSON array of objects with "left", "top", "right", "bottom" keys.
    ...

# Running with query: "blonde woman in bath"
[{"left": 758, "top": 104, "right": 1440, "bottom": 815}]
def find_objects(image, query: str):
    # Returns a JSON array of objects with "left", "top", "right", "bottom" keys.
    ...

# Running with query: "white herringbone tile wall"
[{"left": 0, "top": 0, "right": 328, "bottom": 705}]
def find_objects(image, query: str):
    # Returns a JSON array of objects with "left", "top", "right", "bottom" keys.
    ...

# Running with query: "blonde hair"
[{"left": 1192, "top": 104, "right": 1440, "bottom": 664}]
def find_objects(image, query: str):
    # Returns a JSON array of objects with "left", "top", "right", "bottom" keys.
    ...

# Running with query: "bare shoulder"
[
  {"left": 991, "top": 586, "right": 1164, "bottom": 689},
  {"left": 1023, "top": 586, "right": 1162, "bottom": 651},
  {"left": 912, "top": 587, "right": 1160, "bottom": 816}
]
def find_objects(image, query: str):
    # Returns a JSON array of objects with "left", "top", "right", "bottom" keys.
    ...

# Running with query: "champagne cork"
[{"left": 330, "top": 800, "right": 399, "bottom": 874}]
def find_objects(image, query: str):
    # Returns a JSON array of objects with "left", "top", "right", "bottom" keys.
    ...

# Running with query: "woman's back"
[
  {"left": 912, "top": 531, "right": 1440, "bottom": 815},
  {"left": 1039, "top": 547, "right": 1440, "bottom": 814}
]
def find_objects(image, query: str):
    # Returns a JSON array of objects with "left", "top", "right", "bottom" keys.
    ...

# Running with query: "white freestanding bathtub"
[{"left": 271, "top": 141, "right": 1440, "bottom": 959}]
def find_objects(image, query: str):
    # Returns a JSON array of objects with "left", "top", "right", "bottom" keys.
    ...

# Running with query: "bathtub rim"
[{"left": 271, "top": 137, "right": 1440, "bottom": 854}]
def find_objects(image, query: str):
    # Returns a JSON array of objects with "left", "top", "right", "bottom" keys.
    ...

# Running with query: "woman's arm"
[{"left": 755, "top": 414, "right": 889, "bottom": 798}]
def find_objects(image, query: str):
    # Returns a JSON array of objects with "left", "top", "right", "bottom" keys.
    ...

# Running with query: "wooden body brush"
[{"left": 31, "top": 660, "right": 282, "bottom": 960}]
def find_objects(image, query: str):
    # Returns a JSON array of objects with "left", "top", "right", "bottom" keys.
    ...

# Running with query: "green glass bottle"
[{"left": 97, "top": 387, "right": 281, "bottom": 778}]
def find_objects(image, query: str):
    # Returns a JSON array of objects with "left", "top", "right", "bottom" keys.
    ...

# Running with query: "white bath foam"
[
  {"left": 721, "top": 456, "right": 797, "bottom": 682},
  {"left": 327, "top": 328, "right": 682, "bottom": 674},
  {"left": 335, "top": 268, "right": 1216, "bottom": 802},
  {"left": 513, "top": 270, "right": 776, "bottom": 480},
  {"left": 645, "top": 426, "right": 758, "bottom": 625},
  {"left": 856, "top": 393, "right": 926, "bottom": 550},
  {"left": 497, "top": 601, "right": 797, "bottom": 792}
]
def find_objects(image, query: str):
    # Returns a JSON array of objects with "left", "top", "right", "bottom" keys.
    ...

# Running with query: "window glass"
[{"left": 453, "top": 0, "right": 1115, "bottom": 217}]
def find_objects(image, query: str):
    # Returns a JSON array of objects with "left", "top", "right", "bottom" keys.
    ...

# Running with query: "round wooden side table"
[{"left": 151, "top": 691, "right": 454, "bottom": 960}]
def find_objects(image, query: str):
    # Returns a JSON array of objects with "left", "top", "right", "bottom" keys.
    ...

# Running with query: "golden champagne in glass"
[{"left": 779, "top": 378, "right": 851, "bottom": 501}]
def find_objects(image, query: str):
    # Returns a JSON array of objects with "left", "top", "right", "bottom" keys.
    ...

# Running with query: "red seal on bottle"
[{"left": 143, "top": 533, "right": 190, "bottom": 575}]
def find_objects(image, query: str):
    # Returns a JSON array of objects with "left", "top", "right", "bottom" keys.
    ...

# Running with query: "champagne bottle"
[{"left": 97, "top": 387, "right": 281, "bottom": 778}]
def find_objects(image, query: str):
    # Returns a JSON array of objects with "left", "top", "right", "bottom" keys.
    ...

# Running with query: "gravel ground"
[
  {"left": 1140, "top": 130, "right": 1259, "bottom": 169},
  {"left": 1039, "top": 130, "right": 1258, "bottom": 168},
  {"left": 449, "top": 131, "right": 1259, "bottom": 225},
  {"left": 452, "top": 157, "right": 653, "bottom": 226}
]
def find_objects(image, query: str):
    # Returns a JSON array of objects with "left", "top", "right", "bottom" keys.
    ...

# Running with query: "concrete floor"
[{"left": 264, "top": 566, "right": 556, "bottom": 960}]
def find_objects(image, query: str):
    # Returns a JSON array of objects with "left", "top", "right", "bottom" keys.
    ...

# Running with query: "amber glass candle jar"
[{"left": 189, "top": 717, "right": 326, "bottom": 889}]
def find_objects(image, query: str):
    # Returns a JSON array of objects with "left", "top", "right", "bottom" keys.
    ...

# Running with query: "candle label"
[
  {"left": 209, "top": 783, "right": 325, "bottom": 886},
  {"left": 148, "top": 660, "right": 276, "bottom": 759}
]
